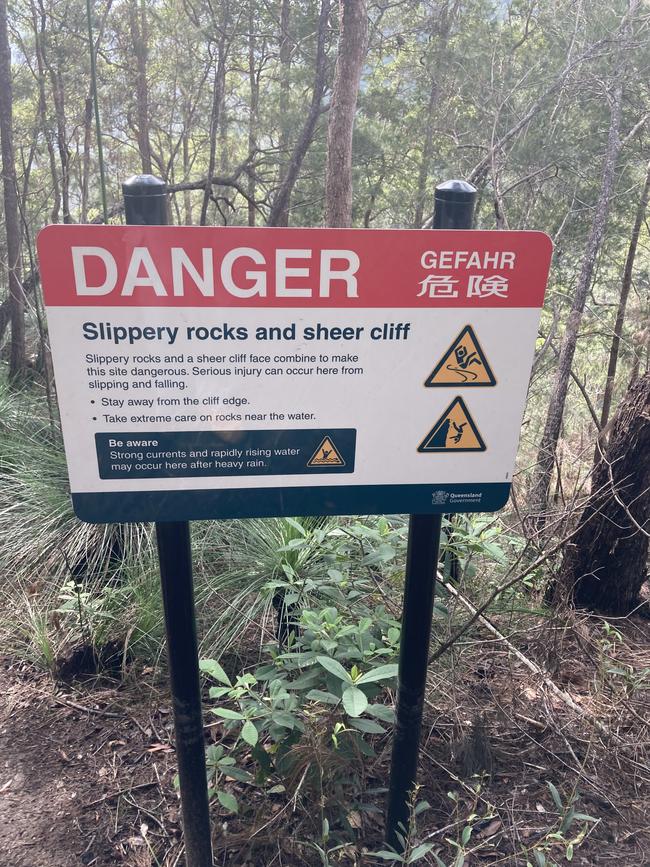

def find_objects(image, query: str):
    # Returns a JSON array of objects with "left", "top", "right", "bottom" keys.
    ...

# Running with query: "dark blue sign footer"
[{"left": 73, "top": 482, "right": 511, "bottom": 523}]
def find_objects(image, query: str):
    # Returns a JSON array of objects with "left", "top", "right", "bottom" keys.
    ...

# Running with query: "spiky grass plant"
[
  {"left": 0, "top": 376, "right": 352, "bottom": 673},
  {"left": 0, "top": 378, "right": 157, "bottom": 666},
  {"left": 193, "top": 516, "right": 338, "bottom": 659}
]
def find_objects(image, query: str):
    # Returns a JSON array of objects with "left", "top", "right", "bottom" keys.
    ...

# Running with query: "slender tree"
[
  {"left": 530, "top": 75, "right": 624, "bottom": 522},
  {"left": 594, "top": 159, "right": 650, "bottom": 462},
  {"left": 273, "top": 0, "right": 292, "bottom": 226},
  {"left": 200, "top": 12, "right": 229, "bottom": 226},
  {"left": 413, "top": 0, "right": 459, "bottom": 228},
  {"left": 0, "top": 0, "right": 25, "bottom": 382},
  {"left": 267, "top": 0, "right": 331, "bottom": 227},
  {"left": 129, "top": 0, "right": 153, "bottom": 175},
  {"left": 324, "top": 0, "right": 367, "bottom": 227}
]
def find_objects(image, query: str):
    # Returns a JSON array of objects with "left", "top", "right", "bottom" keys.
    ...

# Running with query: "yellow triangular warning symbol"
[
  {"left": 425, "top": 325, "right": 496, "bottom": 387},
  {"left": 307, "top": 436, "right": 346, "bottom": 467},
  {"left": 418, "top": 397, "right": 486, "bottom": 453}
]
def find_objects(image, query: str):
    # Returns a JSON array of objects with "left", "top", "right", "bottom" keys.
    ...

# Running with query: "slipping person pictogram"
[{"left": 425, "top": 325, "right": 496, "bottom": 387}]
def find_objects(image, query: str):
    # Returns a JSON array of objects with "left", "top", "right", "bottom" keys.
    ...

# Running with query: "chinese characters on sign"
[{"left": 417, "top": 248, "right": 514, "bottom": 299}]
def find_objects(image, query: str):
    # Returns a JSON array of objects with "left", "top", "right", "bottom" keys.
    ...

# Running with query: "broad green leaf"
[
  {"left": 352, "top": 734, "right": 376, "bottom": 757},
  {"left": 367, "top": 703, "right": 396, "bottom": 723},
  {"left": 220, "top": 766, "right": 254, "bottom": 783},
  {"left": 461, "top": 825, "right": 472, "bottom": 846},
  {"left": 211, "top": 707, "right": 244, "bottom": 720},
  {"left": 408, "top": 843, "right": 433, "bottom": 862},
  {"left": 316, "top": 655, "right": 352, "bottom": 683},
  {"left": 572, "top": 812, "right": 597, "bottom": 822},
  {"left": 547, "top": 781, "right": 563, "bottom": 810},
  {"left": 199, "top": 658, "right": 231, "bottom": 686},
  {"left": 566, "top": 842, "right": 574, "bottom": 861},
  {"left": 271, "top": 710, "right": 298, "bottom": 729},
  {"left": 372, "top": 851, "right": 402, "bottom": 861},
  {"left": 356, "top": 664, "right": 398, "bottom": 685},
  {"left": 217, "top": 790, "right": 238, "bottom": 813},
  {"left": 343, "top": 686, "right": 368, "bottom": 717},
  {"left": 285, "top": 671, "right": 320, "bottom": 690},
  {"left": 241, "top": 719, "right": 258, "bottom": 746},
  {"left": 350, "top": 717, "right": 385, "bottom": 734},
  {"left": 305, "top": 689, "right": 340, "bottom": 704}
]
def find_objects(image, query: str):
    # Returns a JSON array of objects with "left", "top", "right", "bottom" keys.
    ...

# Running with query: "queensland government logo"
[{"left": 431, "top": 489, "right": 449, "bottom": 505}]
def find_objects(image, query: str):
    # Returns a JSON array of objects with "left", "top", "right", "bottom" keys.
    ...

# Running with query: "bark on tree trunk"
[
  {"left": 324, "top": 0, "right": 367, "bottom": 228},
  {"left": 267, "top": 0, "right": 330, "bottom": 227},
  {"left": 0, "top": 0, "right": 26, "bottom": 383},
  {"left": 530, "top": 78, "right": 623, "bottom": 523},
  {"left": 558, "top": 373, "right": 650, "bottom": 614}
]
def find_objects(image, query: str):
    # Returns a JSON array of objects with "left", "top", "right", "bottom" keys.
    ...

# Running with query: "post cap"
[
  {"left": 434, "top": 179, "right": 477, "bottom": 203},
  {"left": 122, "top": 174, "right": 167, "bottom": 197}
]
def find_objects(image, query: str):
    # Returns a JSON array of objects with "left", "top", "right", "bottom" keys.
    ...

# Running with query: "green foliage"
[
  {"left": 371, "top": 787, "right": 434, "bottom": 864},
  {"left": 523, "top": 783, "right": 598, "bottom": 867},
  {"left": 199, "top": 546, "right": 404, "bottom": 826}
]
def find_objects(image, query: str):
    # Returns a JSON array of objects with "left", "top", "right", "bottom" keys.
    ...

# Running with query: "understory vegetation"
[{"left": 1, "top": 376, "right": 649, "bottom": 866}]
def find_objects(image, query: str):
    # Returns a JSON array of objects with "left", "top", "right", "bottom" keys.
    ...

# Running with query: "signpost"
[{"left": 37, "top": 177, "right": 551, "bottom": 864}]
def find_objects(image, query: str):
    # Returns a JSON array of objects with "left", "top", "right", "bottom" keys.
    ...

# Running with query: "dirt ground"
[
  {"left": 1, "top": 612, "right": 650, "bottom": 867},
  {"left": 0, "top": 658, "right": 182, "bottom": 867}
]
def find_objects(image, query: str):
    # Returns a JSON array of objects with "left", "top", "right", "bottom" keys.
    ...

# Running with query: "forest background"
[{"left": 0, "top": 0, "right": 649, "bottom": 866}]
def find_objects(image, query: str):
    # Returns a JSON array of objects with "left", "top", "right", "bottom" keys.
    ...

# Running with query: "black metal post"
[
  {"left": 123, "top": 175, "right": 213, "bottom": 867},
  {"left": 385, "top": 179, "right": 477, "bottom": 851}
]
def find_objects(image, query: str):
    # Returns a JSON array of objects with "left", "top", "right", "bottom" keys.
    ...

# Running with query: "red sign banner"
[{"left": 38, "top": 225, "right": 551, "bottom": 309}]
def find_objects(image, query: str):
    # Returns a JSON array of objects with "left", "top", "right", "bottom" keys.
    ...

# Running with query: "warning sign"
[
  {"left": 418, "top": 397, "right": 486, "bottom": 453},
  {"left": 36, "top": 224, "right": 552, "bottom": 522},
  {"left": 308, "top": 436, "right": 346, "bottom": 467},
  {"left": 425, "top": 325, "right": 496, "bottom": 387}
]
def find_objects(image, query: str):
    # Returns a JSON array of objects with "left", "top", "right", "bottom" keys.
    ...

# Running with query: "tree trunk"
[
  {"left": 30, "top": 0, "right": 60, "bottom": 223},
  {"left": 595, "top": 159, "right": 650, "bottom": 463},
  {"left": 412, "top": 0, "right": 459, "bottom": 228},
  {"left": 46, "top": 57, "right": 71, "bottom": 223},
  {"left": 81, "top": 95, "right": 92, "bottom": 222},
  {"left": 267, "top": 0, "right": 330, "bottom": 227},
  {"left": 530, "top": 78, "right": 623, "bottom": 522},
  {"left": 129, "top": 0, "right": 153, "bottom": 175},
  {"left": 324, "top": 0, "right": 367, "bottom": 228},
  {"left": 0, "top": 0, "right": 26, "bottom": 383},
  {"left": 247, "top": 3, "right": 258, "bottom": 227},
  {"left": 200, "top": 32, "right": 227, "bottom": 226},
  {"left": 559, "top": 373, "right": 649, "bottom": 614},
  {"left": 182, "top": 126, "right": 193, "bottom": 224},
  {"left": 274, "top": 0, "right": 292, "bottom": 226}
]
